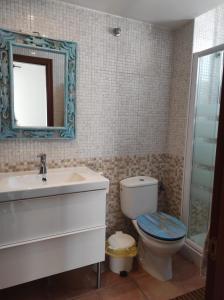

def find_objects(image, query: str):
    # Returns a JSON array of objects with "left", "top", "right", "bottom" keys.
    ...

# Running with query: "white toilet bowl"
[
  {"left": 132, "top": 220, "right": 185, "bottom": 281},
  {"left": 120, "top": 176, "right": 186, "bottom": 281}
]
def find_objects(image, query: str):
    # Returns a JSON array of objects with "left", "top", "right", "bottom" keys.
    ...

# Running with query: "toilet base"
[{"left": 138, "top": 238, "right": 172, "bottom": 281}]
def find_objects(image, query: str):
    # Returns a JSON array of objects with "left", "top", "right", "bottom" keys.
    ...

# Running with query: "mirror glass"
[{"left": 12, "top": 45, "right": 65, "bottom": 128}]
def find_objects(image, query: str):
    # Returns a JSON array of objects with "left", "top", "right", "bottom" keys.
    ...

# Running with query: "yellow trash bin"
[{"left": 106, "top": 231, "right": 137, "bottom": 274}]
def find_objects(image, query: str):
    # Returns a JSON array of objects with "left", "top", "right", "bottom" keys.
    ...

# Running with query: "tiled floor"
[{"left": 0, "top": 254, "right": 205, "bottom": 300}]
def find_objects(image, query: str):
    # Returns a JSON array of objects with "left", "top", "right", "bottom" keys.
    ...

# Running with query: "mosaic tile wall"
[
  {"left": 0, "top": 0, "right": 194, "bottom": 236},
  {"left": 0, "top": 153, "right": 185, "bottom": 236},
  {"left": 165, "top": 23, "right": 194, "bottom": 227},
  {"left": 162, "top": 155, "right": 184, "bottom": 217},
  {"left": 167, "top": 21, "right": 214, "bottom": 239},
  {"left": 0, "top": 0, "right": 173, "bottom": 163},
  {"left": 194, "top": 2, "right": 224, "bottom": 53},
  {"left": 0, "top": 153, "right": 170, "bottom": 236},
  {"left": 0, "top": 0, "right": 176, "bottom": 235},
  {"left": 167, "top": 22, "right": 194, "bottom": 158}
]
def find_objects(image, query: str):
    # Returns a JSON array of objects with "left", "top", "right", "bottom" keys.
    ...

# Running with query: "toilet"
[{"left": 120, "top": 176, "right": 187, "bottom": 281}]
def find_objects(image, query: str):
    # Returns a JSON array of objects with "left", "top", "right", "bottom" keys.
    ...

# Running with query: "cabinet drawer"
[
  {"left": 0, "top": 190, "right": 106, "bottom": 247},
  {"left": 0, "top": 227, "right": 105, "bottom": 289}
]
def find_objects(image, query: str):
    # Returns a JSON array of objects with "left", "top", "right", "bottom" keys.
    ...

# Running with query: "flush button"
[{"left": 139, "top": 178, "right": 144, "bottom": 181}]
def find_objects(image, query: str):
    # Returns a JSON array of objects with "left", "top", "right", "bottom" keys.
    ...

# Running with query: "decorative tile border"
[
  {"left": 0, "top": 153, "right": 185, "bottom": 237},
  {"left": 162, "top": 154, "right": 208, "bottom": 238},
  {"left": 162, "top": 154, "right": 184, "bottom": 217}
]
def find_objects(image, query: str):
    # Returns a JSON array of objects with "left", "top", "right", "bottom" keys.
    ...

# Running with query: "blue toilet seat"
[{"left": 137, "top": 212, "right": 187, "bottom": 241}]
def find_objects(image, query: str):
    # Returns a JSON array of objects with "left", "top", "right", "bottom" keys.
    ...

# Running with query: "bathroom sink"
[
  {"left": 0, "top": 167, "right": 109, "bottom": 202},
  {"left": 5, "top": 170, "right": 85, "bottom": 188}
]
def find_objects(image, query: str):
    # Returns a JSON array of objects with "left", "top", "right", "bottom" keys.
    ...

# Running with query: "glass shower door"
[{"left": 188, "top": 50, "right": 223, "bottom": 248}]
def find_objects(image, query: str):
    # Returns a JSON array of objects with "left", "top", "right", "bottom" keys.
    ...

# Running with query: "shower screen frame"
[{"left": 182, "top": 43, "right": 224, "bottom": 253}]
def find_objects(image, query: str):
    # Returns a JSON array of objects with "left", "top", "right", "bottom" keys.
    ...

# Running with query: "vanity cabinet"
[{"left": 0, "top": 189, "right": 107, "bottom": 289}]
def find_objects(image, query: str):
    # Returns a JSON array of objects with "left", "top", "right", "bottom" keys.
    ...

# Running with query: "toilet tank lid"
[{"left": 120, "top": 176, "right": 158, "bottom": 188}]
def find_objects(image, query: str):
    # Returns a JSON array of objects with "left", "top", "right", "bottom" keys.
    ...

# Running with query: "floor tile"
[
  {"left": 49, "top": 266, "right": 98, "bottom": 299},
  {"left": 134, "top": 274, "right": 183, "bottom": 300},
  {"left": 133, "top": 254, "right": 205, "bottom": 300},
  {"left": 0, "top": 254, "right": 205, "bottom": 300},
  {"left": 0, "top": 280, "right": 50, "bottom": 300},
  {"left": 171, "top": 255, "right": 205, "bottom": 293},
  {"left": 97, "top": 281, "right": 147, "bottom": 300},
  {"left": 70, "top": 291, "right": 100, "bottom": 300},
  {"left": 101, "top": 268, "right": 133, "bottom": 288},
  {"left": 129, "top": 262, "right": 147, "bottom": 280}
]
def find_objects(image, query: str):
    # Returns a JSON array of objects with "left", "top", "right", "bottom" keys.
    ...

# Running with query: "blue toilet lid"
[{"left": 137, "top": 212, "right": 187, "bottom": 241}]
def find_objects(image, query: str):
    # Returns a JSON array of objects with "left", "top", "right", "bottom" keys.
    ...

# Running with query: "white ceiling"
[{"left": 61, "top": 0, "right": 224, "bottom": 28}]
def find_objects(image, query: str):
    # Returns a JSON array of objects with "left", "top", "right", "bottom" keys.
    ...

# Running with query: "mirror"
[
  {"left": 0, "top": 28, "right": 77, "bottom": 139},
  {"left": 12, "top": 46, "right": 65, "bottom": 128}
]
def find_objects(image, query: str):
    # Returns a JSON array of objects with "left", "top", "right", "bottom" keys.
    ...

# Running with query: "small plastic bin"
[{"left": 106, "top": 231, "right": 137, "bottom": 274}]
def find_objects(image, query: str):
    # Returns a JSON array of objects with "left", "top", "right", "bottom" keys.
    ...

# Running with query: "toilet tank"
[{"left": 120, "top": 176, "right": 158, "bottom": 219}]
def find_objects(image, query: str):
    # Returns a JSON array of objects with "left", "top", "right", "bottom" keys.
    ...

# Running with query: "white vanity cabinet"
[{"left": 0, "top": 167, "right": 109, "bottom": 289}]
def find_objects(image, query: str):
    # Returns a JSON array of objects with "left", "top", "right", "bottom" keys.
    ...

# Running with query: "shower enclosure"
[{"left": 183, "top": 46, "right": 224, "bottom": 252}]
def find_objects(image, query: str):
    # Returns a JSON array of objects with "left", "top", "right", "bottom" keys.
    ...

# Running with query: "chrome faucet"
[{"left": 37, "top": 153, "right": 47, "bottom": 177}]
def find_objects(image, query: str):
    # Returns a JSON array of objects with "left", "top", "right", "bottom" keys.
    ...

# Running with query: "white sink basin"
[
  {"left": 3, "top": 171, "right": 85, "bottom": 189},
  {"left": 0, "top": 167, "right": 109, "bottom": 202}
]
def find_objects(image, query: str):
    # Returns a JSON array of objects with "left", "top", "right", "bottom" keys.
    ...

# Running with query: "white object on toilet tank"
[{"left": 120, "top": 176, "right": 158, "bottom": 219}]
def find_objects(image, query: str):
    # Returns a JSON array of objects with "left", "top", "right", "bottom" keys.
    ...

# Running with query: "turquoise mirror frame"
[{"left": 0, "top": 28, "right": 77, "bottom": 139}]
